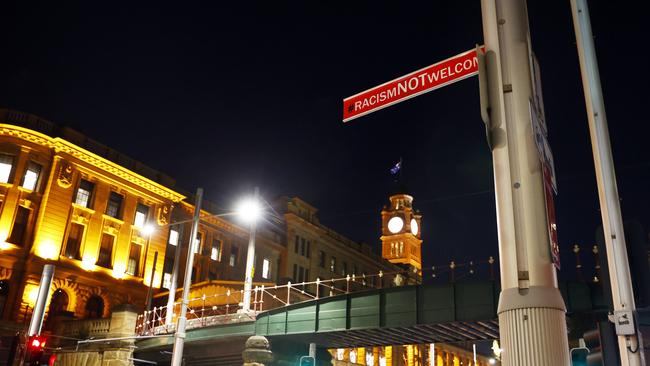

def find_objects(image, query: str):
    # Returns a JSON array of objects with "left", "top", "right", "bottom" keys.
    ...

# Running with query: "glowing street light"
[
  {"left": 142, "top": 223, "right": 155, "bottom": 236},
  {"left": 239, "top": 187, "right": 261, "bottom": 312},
  {"left": 236, "top": 195, "right": 262, "bottom": 224}
]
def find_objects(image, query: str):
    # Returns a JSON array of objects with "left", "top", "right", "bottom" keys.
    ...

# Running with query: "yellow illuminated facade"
[
  {"left": 0, "top": 109, "right": 184, "bottom": 325},
  {"left": 275, "top": 197, "right": 403, "bottom": 293},
  {"left": 329, "top": 343, "right": 496, "bottom": 366},
  {"left": 0, "top": 109, "right": 493, "bottom": 366}
]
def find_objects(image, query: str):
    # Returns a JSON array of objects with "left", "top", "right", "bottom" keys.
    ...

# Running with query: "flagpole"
[{"left": 397, "top": 156, "right": 406, "bottom": 186}]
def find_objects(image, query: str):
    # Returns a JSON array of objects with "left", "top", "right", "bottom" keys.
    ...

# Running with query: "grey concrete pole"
[
  {"left": 480, "top": 0, "right": 570, "bottom": 364},
  {"left": 170, "top": 187, "right": 203, "bottom": 366},
  {"left": 165, "top": 224, "right": 183, "bottom": 325},
  {"left": 145, "top": 251, "right": 158, "bottom": 311},
  {"left": 28, "top": 264, "right": 55, "bottom": 336},
  {"left": 570, "top": 1, "right": 641, "bottom": 364},
  {"left": 242, "top": 186, "right": 259, "bottom": 312}
]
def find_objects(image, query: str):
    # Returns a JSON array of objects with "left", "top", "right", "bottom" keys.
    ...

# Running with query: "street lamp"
[
  {"left": 237, "top": 187, "right": 261, "bottom": 312},
  {"left": 142, "top": 223, "right": 155, "bottom": 236},
  {"left": 170, "top": 186, "right": 264, "bottom": 366},
  {"left": 171, "top": 188, "right": 204, "bottom": 366},
  {"left": 142, "top": 223, "right": 157, "bottom": 311}
]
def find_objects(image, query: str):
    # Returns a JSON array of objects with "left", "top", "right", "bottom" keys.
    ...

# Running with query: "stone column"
[
  {"left": 108, "top": 304, "right": 139, "bottom": 339},
  {"left": 242, "top": 335, "right": 273, "bottom": 366}
]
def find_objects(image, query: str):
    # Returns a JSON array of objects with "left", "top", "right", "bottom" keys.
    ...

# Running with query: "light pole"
[
  {"left": 239, "top": 187, "right": 261, "bottom": 313},
  {"left": 171, "top": 187, "right": 203, "bottom": 366},
  {"left": 165, "top": 222, "right": 182, "bottom": 326},
  {"left": 142, "top": 224, "right": 157, "bottom": 311},
  {"left": 168, "top": 186, "right": 262, "bottom": 365},
  {"left": 570, "top": 1, "right": 641, "bottom": 364},
  {"left": 480, "top": 0, "right": 570, "bottom": 364}
]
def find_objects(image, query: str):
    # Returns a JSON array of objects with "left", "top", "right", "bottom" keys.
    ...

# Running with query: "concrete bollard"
[{"left": 242, "top": 335, "right": 273, "bottom": 366}]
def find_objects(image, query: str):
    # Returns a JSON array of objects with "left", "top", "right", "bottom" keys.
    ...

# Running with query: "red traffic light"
[{"left": 28, "top": 335, "right": 46, "bottom": 349}]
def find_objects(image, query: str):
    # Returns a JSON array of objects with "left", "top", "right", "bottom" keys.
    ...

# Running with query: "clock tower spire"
[{"left": 380, "top": 192, "right": 422, "bottom": 273}]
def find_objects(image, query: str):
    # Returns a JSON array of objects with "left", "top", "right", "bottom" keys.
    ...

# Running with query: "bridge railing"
[{"left": 135, "top": 258, "right": 498, "bottom": 336}]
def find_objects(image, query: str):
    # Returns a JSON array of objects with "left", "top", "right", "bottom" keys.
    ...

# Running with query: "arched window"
[
  {"left": 85, "top": 295, "right": 104, "bottom": 319},
  {"left": 0, "top": 280, "right": 8, "bottom": 316},
  {"left": 49, "top": 289, "right": 69, "bottom": 316}
]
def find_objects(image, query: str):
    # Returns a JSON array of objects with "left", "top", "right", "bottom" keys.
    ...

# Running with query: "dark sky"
[{"left": 1, "top": 1, "right": 648, "bottom": 280}]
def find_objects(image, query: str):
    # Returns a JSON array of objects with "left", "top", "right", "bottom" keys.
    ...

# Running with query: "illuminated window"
[
  {"left": 74, "top": 179, "right": 94, "bottom": 208},
  {"left": 330, "top": 257, "right": 336, "bottom": 273},
  {"left": 193, "top": 232, "right": 202, "bottom": 254},
  {"left": 211, "top": 239, "right": 222, "bottom": 261},
  {"left": 8, "top": 206, "right": 30, "bottom": 246},
  {"left": 0, "top": 154, "right": 14, "bottom": 183},
  {"left": 126, "top": 243, "right": 142, "bottom": 276},
  {"left": 168, "top": 229, "right": 179, "bottom": 246},
  {"left": 162, "top": 273, "right": 172, "bottom": 289},
  {"left": 21, "top": 162, "right": 41, "bottom": 191},
  {"left": 229, "top": 245, "right": 239, "bottom": 267},
  {"left": 341, "top": 262, "right": 347, "bottom": 276},
  {"left": 106, "top": 192, "right": 123, "bottom": 219},
  {"left": 262, "top": 258, "right": 270, "bottom": 279},
  {"left": 97, "top": 233, "right": 114, "bottom": 268},
  {"left": 64, "top": 223, "right": 84, "bottom": 259},
  {"left": 133, "top": 203, "right": 149, "bottom": 228}
]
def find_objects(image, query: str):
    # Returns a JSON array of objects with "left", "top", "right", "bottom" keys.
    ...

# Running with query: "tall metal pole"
[
  {"left": 170, "top": 187, "right": 203, "bottom": 366},
  {"left": 570, "top": 1, "right": 641, "bottom": 364},
  {"left": 480, "top": 0, "right": 570, "bottom": 364},
  {"left": 145, "top": 251, "right": 158, "bottom": 311},
  {"left": 165, "top": 224, "right": 183, "bottom": 325},
  {"left": 27, "top": 264, "right": 54, "bottom": 336},
  {"left": 242, "top": 186, "right": 259, "bottom": 312}
]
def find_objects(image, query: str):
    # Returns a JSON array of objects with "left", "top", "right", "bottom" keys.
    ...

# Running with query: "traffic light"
[
  {"left": 583, "top": 327, "right": 603, "bottom": 366},
  {"left": 26, "top": 335, "right": 47, "bottom": 365},
  {"left": 299, "top": 356, "right": 315, "bottom": 366},
  {"left": 570, "top": 346, "right": 589, "bottom": 366}
]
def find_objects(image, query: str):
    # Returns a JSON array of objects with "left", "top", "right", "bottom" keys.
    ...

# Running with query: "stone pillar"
[
  {"left": 108, "top": 304, "right": 139, "bottom": 339},
  {"left": 242, "top": 335, "right": 273, "bottom": 366}
]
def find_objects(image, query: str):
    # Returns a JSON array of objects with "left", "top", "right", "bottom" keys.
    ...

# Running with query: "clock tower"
[{"left": 380, "top": 193, "right": 422, "bottom": 273}]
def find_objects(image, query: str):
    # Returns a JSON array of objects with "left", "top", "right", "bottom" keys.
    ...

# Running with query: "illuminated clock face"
[
  {"left": 387, "top": 216, "right": 404, "bottom": 233},
  {"left": 410, "top": 218, "right": 419, "bottom": 235}
]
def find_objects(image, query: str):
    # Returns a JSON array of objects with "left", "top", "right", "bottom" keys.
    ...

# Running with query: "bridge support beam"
[{"left": 480, "top": 0, "right": 570, "bottom": 365}]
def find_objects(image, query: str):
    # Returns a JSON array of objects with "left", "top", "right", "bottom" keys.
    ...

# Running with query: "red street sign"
[{"left": 343, "top": 47, "right": 484, "bottom": 122}]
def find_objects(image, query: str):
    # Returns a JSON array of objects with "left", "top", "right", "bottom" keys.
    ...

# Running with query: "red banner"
[
  {"left": 543, "top": 164, "right": 561, "bottom": 270},
  {"left": 343, "top": 47, "right": 484, "bottom": 122}
]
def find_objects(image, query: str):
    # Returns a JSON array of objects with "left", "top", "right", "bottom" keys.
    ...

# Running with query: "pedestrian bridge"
[{"left": 135, "top": 280, "right": 601, "bottom": 362}]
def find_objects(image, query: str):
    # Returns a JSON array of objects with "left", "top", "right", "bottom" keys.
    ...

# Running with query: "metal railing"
[{"left": 136, "top": 258, "right": 498, "bottom": 336}]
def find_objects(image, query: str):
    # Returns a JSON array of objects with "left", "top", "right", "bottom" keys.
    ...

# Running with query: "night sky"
[{"left": 1, "top": 1, "right": 648, "bottom": 281}]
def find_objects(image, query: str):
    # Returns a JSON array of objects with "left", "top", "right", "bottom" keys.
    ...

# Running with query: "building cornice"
[
  {"left": 179, "top": 202, "right": 248, "bottom": 237},
  {"left": 0, "top": 124, "right": 185, "bottom": 202}
]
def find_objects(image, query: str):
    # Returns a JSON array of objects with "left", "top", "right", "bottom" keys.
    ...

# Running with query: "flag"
[{"left": 390, "top": 160, "right": 402, "bottom": 175}]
